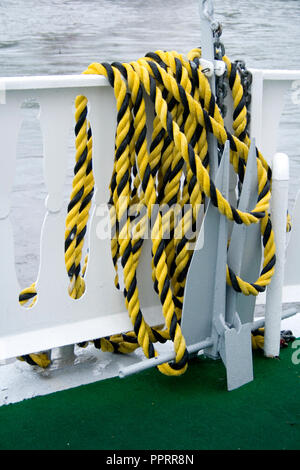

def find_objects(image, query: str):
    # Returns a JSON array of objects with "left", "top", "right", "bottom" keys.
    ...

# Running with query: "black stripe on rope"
[
  {"left": 22, "top": 355, "right": 38, "bottom": 366},
  {"left": 19, "top": 292, "right": 36, "bottom": 302},
  {"left": 79, "top": 187, "right": 94, "bottom": 214},
  {"left": 122, "top": 333, "right": 138, "bottom": 344},
  {"left": 145, "top": 52, "right": 167, "bottom": 70},
  {"left": 67, "top": 185, "right": 84, "bottom": 213},
  {"left": 74, "top": 146, "right": 88, "bottom": 175},
  {"left": 260, "top": 255, "right": 276, "bottom": 276},
  {"left": 65, "top": 225, "right": 77, "bottom": 252},
  {"left": 102, "top": 62, "right": 115, "bottom": 87},
  {"left": 74, "top": 106, "right": 87, "bottom": 136}
]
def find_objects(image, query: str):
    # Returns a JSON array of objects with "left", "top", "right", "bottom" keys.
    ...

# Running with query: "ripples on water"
[
  {"left": 4, "top": 0, "right": 298, "bottom": 191},
  {"left": 1, "top": 0, "right": 300, "bottom": 75},
  {"left": 0, "top": 0, "right": 300, "bottom": 285}
]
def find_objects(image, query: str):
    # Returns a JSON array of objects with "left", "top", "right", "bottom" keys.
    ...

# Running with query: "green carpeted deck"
[{"left": 0, "top": 345, "right": 299, "bottom": 450}]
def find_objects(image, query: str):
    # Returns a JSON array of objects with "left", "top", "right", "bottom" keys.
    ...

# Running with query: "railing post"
[
  {"left": 51, "top": 345, "right": 75, "bottom": 367},
  {"left": 264, "top": 153, "right": 289, "bottom": 357}
]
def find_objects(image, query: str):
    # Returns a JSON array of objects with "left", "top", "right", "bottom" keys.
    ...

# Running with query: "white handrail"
[{"left": 0, "top": 74, "right": 108, "bottom": 91}]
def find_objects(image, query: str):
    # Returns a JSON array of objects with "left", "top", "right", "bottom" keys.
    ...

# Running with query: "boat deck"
[{"left": 0, "top": 335, "right": 299, "bottom": 450}]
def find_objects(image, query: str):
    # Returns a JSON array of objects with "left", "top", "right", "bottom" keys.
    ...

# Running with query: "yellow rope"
[
  {"left": 251, "top": 328, "right": 265, "bottom": 350},
  {"left": 18, "top": 47, "right": 277, "bottom": 373}
]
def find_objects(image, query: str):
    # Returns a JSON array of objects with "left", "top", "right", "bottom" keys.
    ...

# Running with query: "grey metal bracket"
[
  {"left": 217, "top": 139, "right": 261, "bottom": 390},
  {"left": 218, "top": 139, "right": 262, "bottom": 390},
  {"left": 226, "top": 138, "right": 262, "bottom": 327},
  {"left": 182, "top": 139, "right": 257, "bottom": 391},
  {"left": 181, "top": 141, "right": 230, "bottom": 355}
]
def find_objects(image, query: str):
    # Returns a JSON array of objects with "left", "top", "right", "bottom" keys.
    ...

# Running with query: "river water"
[
  {"left": 0, "top": 0, "right": 300, "bottom": 286},
  {"left": 1, "top": 0, "right": 300, "bottom": 74}
]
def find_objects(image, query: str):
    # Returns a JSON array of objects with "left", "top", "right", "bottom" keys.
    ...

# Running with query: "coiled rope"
[{"left": 18, "top": 47, "right": 278, "bottom": 373}]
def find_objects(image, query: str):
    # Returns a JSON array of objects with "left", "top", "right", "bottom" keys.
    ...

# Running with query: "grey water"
[{"left": 0, "top": 0, "right": 300, "bottom": 287}]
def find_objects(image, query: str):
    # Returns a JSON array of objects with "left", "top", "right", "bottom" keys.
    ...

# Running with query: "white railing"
[
  {"left": 249, "top": 69, "right": 300, "bottom": 357},
  {"left": 0, "top": 70, "right": 300, "bottom": 388},
  {"left": 0, "top": 74, "right": 164, "bottom": 360},
  {"left": 249, "top": 70, "right": 300, "bottom": 309}
]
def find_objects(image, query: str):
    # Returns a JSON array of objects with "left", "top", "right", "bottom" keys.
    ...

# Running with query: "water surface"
[{"left": 0, "top": 0, "right": 299, "bottom": 285}]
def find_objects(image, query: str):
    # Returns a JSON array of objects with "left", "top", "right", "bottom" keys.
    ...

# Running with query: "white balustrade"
[
  {"left": 0, "top": 75, "right": 163, "bottom": 361},
  {"left": 0, "top": 70, "right": 300, "bottom": 365}
]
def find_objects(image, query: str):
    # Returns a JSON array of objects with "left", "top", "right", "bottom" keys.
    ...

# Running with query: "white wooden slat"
[
  {"left": 249, "top": 69, "right": 300, "bottom": 164},
  {"left": 34, "top": 90, "right": 74, "bottom": 303},
  {"left": 39, "top": 91, "right": 73, "bottom": 213},
  {"left": 0, "top": 94, "right": 23, "bottom": 219},
  {"left": 249, "top": 72, "right": 300, "bottom": 310},
  {"left": 0, "top": 81, "right": 165, "bottom": 360},
  {"left": 264, "top": 153, "right": 289, "bottom": 356},
  {"left": 260, "top": 80, "right": 292, "bottom": 165},
  {"left": 0, "top": 219, "right": 20, "bottom": 312},
  {"left": 81, "top": 86, "right": 127, "bottom": 315},
  {"left": 0, "top": 93, "right": 23, "bottom": 317}
]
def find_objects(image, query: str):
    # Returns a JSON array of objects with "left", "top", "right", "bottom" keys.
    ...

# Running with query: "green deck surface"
[{"left": 0, "top": 345, "right": 299, "bottom": 450}]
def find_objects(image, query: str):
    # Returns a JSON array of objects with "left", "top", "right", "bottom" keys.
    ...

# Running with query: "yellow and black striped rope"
[
  {"left": 110, "top": 61, "right": 188, "bottom": 374},
  {"left": 17, "top": 98, "right": 95, "bottom": 366},
  {"left": 130, "top": 58, "right": 275, "bottom": 296},
  {"left": 217, "top": 53, "right": 276, "bottom": 296},
  {"left": 144, "top": 51, "right": 211, "bottom": 305},
  {"left": 81, "top": 54, "right": 274, "bottom": 370},
  {"left": 186, "top": 49, "right": 276, "bottom": 297},
  {"left": 18, "top": 47, "right": 279, "bottom": 374},
  {"left": 65, "top": 96, "right": 94, "bottom": 299}
]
